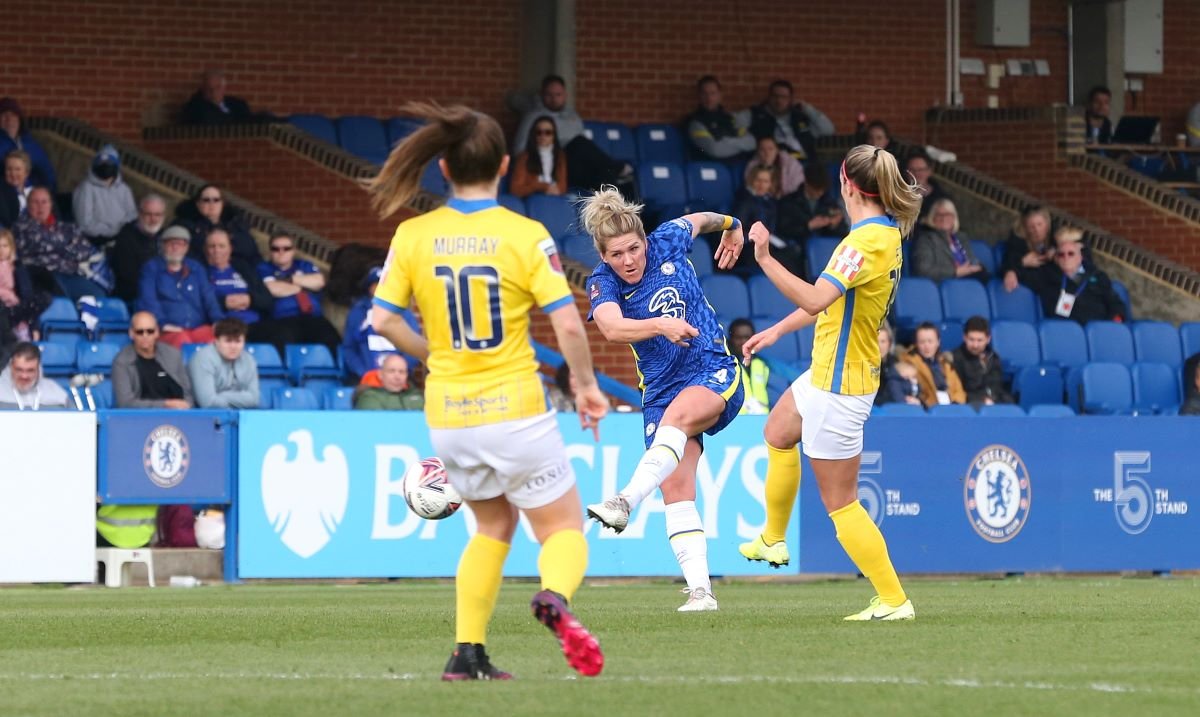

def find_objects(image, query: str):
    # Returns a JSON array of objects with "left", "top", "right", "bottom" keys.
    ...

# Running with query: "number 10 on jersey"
[{"left": 435, "top": 265, "right": 504, "bottom": 351}]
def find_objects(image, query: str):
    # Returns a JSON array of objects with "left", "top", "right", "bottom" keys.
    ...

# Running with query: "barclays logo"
[{"left": 261, "top": 430, "right": 350, "bottom": 558}]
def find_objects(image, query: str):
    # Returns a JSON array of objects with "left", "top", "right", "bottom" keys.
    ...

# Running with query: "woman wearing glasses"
[
  {"left": 175, "top": 184, "right": 262, "bottom": 265},
  {"left": 510, "top": 116, "right": 568, "bottom": 198}
]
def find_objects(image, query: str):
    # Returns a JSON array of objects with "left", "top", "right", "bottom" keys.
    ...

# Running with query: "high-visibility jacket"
[
  {"left": 96, "top": 504, "right": 157, "bottom": 548},
  {"left": 740, "top": 356, "right": 771, "bottom": 415}
]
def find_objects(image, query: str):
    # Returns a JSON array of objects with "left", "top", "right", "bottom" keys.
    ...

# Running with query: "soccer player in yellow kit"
[
  {"left": 367, "top": 102, "right": 609, "bottom": 678},
  {"left": 739, "top": 144, "right": 922, "bottom": 620}
]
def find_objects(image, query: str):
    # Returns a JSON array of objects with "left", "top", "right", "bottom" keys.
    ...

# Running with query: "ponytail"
[
  {"left": 841, "top": 144, "right": 923, "bottom": 238},
  {"left": 577, "top": 185, "right": 645, "bottom": 253}
]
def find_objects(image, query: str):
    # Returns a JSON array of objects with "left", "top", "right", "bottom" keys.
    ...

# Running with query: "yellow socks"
[
  {"left": 762, "top": 444, "right": 801, "bottom": 545},
  {"left": 830, "top": 500, "right": 907, "bottom": 607},
  {"left": 538, "top": 529, "right": 588, "bottom": 602},
  {"left": 455, "top": 533, "right": 511, "bottom": 644}
]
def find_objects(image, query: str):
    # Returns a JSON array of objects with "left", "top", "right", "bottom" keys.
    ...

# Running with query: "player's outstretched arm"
[
  {"left": 548, "top": 304, "right": 609, "bottom": 439},
  {"left": 747, "top": 221, "right": 841, "bottom": 315},
  {"left": 371, "top": 309, "right": 429, "bottom": 363},
  {"left": 741, "top": 308, "right": 817, "bottom": 364},
  {"left": 592, "top": 302, "right": 698, "bottom": 347}
]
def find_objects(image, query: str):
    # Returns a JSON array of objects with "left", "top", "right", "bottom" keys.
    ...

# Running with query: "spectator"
[
  {"left": 510, "top": 116, "right": 567, "bottom": 198},
  {"left": 71, "top": 144, "right": 137, "bottom": 247},
  {"left": 686, "top": 75, "right": 756, "bottom": 162},
  {"left": 728, "top": 168, "right": 778, "bottom": 275},
  {"left": 776, "top": 169, "right": 848, "bottom": 246},
  {"left": 112, "top": 194, "right": 168, "bottom": 306},
  {"left": 546, "top": 362, "right": 577, "bottom": 413},
  {"left": 1180, "top": 361, "right": 1200, "bottom": 415},
  {"left": 727, "top": 318, "right": 770, "bottom": 414},
  {"left": 180, "top": 69, "right": 275, "bottom": 126},
  {"left": 743, "top": 136, "right": 805, "bottom": 198},
  {"left": 905, "top": 150, "right": 947, "bottom": 221},
  {"left": 175, "top": 184, "right": 262, "bottom": 265},
  {"left": 860, "top": 120, "right": 894, "bottom": 154},
  {"left": 137, "top": 225, "right": 224, "bottom": 348},
  {"left": 203, "top": 227, "right": 274, "bottom": 327},
  {"left": 112, "top": 311, "right": 192, "bottom": 409},
  {"left": 1032, "top": 227, "right": 1126, "bottom": 326},
  {"left": 876, "top": 324, "right": 921, "bottom": 407},
  {"left": 1000, "top": 205, "right": 1056, "bottom": 292},
  {"left": 0, "top": 228, "right": 49, "bottom": 343},
  {"left": 0, "top": 97, "right": 57, "bottom": 190},
  {"left": 899, "top": 322, "right": 966, "bottom": 408},
  {"left": 12, "top": 186, "right": 107, "bottom": 301},
  {"left": 187, "top": 317, "right": 259, "bottom": 409},
  {"left": 342, "top": 266, "right": 419, "bottom": 384},
  {"left": 911, "top": 198, "right": 988, "bottom": 282},
  {"left": 0, "top": 342, "right": 69, "bottom": 410},
  {"left": 258, "top": 232, "right": 340, "bottom": 354},
  {"left": 1, "top": 151, "right": 34, "bottom": 228},
  {"left": 951, "top": 316, "right": 1013, "bottom": 408},
  {"left": 353, "top": 354, "right": 424, "bottom": 410},
  {"left": 748, "top": 79, "right": 835, "bottom": 163},
  {"left": 511, "top": 75, "right": 632, "bottom": 193},
  {"left": 1084, "top": 85, "right": 1113, "bottom": 145}
]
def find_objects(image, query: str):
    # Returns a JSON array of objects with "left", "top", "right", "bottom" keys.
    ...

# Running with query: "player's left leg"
[
  {"left": 659, "top": 440, "right": 717, "bottom": 611},
  {"left": 740, "top": 387, "right": 803, "bottom": 567}
]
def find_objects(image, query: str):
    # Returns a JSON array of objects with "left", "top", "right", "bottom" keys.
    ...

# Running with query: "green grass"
[{"left": 2, "top": 578, "right": 1199, "bottom": 716}]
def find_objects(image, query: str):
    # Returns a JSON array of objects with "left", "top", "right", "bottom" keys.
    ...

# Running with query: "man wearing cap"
[
  {"left": 72, "top": 144, "right": 137, "bottom": 247},
  {"left": 136, "top": 224, "right": 224, "bottom": 348},
  {"left": 341, "top": 265, "right": 420, "bottom": 383},
  {"left": 0, "top": 97, "right": 56, "bottom": 191}
]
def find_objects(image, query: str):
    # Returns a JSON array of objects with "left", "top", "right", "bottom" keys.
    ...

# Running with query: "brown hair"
[
  {"left": 577, "top": 186, "right": 645, "bottom": 254},
  {"left": 365, "top": 102, "right": 506, "bottom": 219},
  {"left": 0, "top": 228, "right": 15, "bottom": 260},
  {"left": 213, "top": 317, "right": 248, "bottom": 339},
  {"left": 4, "top": 149, "right": 31, "bottom": 172},
  {"left": 841, "top": 144, "right": 923, "bottom": 237}
]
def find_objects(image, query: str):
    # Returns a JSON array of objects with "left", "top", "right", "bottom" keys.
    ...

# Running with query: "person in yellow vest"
[
  {"left": 96, "top": 504, "right": 157, "bottom": 548},
  {"left": 728, "top": 318, "right": 771, "bottom": 414}
]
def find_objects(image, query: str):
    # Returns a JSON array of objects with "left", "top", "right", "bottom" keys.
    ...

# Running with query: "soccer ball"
[{"left": 402, "top": 457, "right": 462, "bottom": 520}]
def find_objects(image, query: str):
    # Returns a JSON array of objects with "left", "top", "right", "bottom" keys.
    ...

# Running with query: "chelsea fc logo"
[
  {"left": 144, "top": 425, "right": 191, "bottom": 488},
  {"left": 660, "top": 262, "right": 676, "bottom": 275},
  {"left": 964, "top": 445, "right": 1031, "bottom": 543}
]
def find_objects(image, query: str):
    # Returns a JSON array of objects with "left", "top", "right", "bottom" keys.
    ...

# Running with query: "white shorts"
[
  {"left": 429, "top": 410, "right": 575, "bottom": 510},
  {"left": 789, "top": 370, "right": 876, "bottom": 460}
]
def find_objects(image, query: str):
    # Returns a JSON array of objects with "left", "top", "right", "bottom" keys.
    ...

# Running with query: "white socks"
[
  {"left": 666, "top": 501, "right": 711, "bottom": 593},
  {"left": 619, "top": 425, "right": 688, "bottom": 508}
]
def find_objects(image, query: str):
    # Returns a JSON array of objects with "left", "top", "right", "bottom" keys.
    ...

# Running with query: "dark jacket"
[
  {"left": 951, "top": 344, "right": 1013, "bottom": 406},
  {"left": 112, "top": 342, "right": 193, "bottom": 408},
  {"left": 776, "top": 188, "right": 847, "bottom": 242},
  {"left": 684, "top": 106, "right": 755, "bottom": 161},
  {"left": 180, "top": 92, "right": 256, "bottom": 126},
  {"left": 137, "top": 257, "right": 225, "bottom": 329},
  {"left": 112, "top": 220, "right": 163, "bottom": 304},
  {"left": 0, "top": 132, "right": 57, "bottom": 191},
  {"left": 173, "top": 199, "right": 262, "bottom": 266},
  {"left": 999, "top": 233, "right": 1055, "bottom": 289},
  {"left": 1032, "top": 265, "right": 1127, "bottom": 326},
  {"left": 876, "top": 354, "right": 920, "bottom": 406},
  {"left": 911, "top": 228, "right": 989, "bottom": 283},
  {"left": 0, "top": 184, "right": 20, "bottom": 228},
  {"left": 749, "top": 103, "right": 820, "bottom": 162}
]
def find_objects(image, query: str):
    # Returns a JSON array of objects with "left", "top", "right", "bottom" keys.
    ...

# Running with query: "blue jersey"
[{"left": 586, "top": 218, "right": 731, "bottom": 407}]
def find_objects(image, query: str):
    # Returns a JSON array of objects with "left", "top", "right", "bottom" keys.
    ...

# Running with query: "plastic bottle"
[{"left": 169, "top": 575, "right": 200, "bottom": 588}]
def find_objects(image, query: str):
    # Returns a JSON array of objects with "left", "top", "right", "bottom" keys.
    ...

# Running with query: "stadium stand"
[
  {"left": 634, "top": 124, "right": 686, "bottom": 165},
  {"left": 1131, "top": 361, "right": 1182, "bottom": 415},
  {"left": 272, "top": 386, "right": 320, "bottom": 411},
  {"left": 526, "top": 194, "right": 578, "bottom": 239},
  {"left": 1132, "top": 321, "right": 1183, "bottom": 367},
  {"left": 1080, "top": 362, "right": 1133, "bottom": 415},
  {"left": 1086, "top": 321, "right": 1135, "bottom": 364}
]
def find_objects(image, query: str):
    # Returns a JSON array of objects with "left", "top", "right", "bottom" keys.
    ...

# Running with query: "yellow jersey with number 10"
[
  {"left": 810, "top": 216, "right": 903, "bottom": 396},
  {"left": 372, "top": 198, "right": 574, "bottom": 428}
]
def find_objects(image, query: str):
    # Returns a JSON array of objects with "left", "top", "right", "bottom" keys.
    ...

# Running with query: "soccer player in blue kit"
[{"left": 581, "top": 186, "right": 745, "bottom": 611}]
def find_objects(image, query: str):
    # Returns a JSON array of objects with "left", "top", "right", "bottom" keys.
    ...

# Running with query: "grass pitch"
[{"left": 2, "top": 578, "right": 1198, "bottom": 716}]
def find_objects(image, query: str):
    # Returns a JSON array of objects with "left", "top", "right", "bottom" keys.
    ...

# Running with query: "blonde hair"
[
  {"left": 1054, "top": 225, "right": 1084, "bottom": 246},
  {"left": 0, "top": 228, "right": 14, "bottom": 259},
  {"left": 841, "top": 144, "right": 923, "bottom": 237},
  {"left": 4, "top": 149, "right": 31, "bottom": 172},
  {"left": 923, "top": 197, "right": 959, "bottom": 233},
  {"left": 577, "top": 186, "right": 645, "bottom": 253}
]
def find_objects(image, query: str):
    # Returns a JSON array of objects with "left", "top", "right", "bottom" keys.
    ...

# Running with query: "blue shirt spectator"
[
  {"left": 258, "top": 233, "right": 326, "bottom": 319},
  {"left": 341, "top": 266, "right": 420, "bottom": 381},
  {"left": 138, "top": 225, "right": 224, "bottom": 333},
  {"left": 0, "top": 97, "right": 57, "bottom": 191}
]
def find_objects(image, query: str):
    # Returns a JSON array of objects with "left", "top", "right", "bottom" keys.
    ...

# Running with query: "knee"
[{"left": 762, "top": 424, "right": 796, "bottom": 452}]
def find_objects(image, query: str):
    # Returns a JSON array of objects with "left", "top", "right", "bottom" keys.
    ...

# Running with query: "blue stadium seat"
[
  {"left": 287, "top": 114, "right": 338, "bottom": 145},
  {"left": 893, "top": 277, "right": 942, "bottom": 330},
  {"left": 1080, "top": 362, "right": 1133, "bottom": 415},
  {"left": 601, "top": 122, "right": 637, "bottom": 164},
  {"left": 804, "top": 237, "right": 841, "bottom": 283},
  {"left": 90, "top": 297, "right": 131, "bottom": 336},
  {"left": 45, "top": 331, "right": 81, "bottom": 348},
  {"left": 687, "top": 242, "right": 713, "bottom": 276},
  {"left": 87, "top": 379, "right": 114, "bottom": 410},
  {"left": 272, "top": 387, "right": 320, "bottom": 411},
  {"left": 385, "top": 117, "right": 423, "bottom": 147},
  {"left": 939, "top": 320, "right": 963, "bottom": 351},
  {"left": 700, "top": 275, "right": 750, "bottom": 319},
  {"left": 420, "top": 159, "right": 448, "bottom": 196},
  {"left": 323, "top": 386, "right": 355, "bottom": 411},
  {"left": 526, "top": 194, "right": 579, "bottom": 239},
  {"left": 636, "top": 162, "right": 688, "bottom": 219},
  {"left": 979, "top": 404, "right": 1026, "bottom": 417},
  {"left": 1180, "top": 322, "right": 1200, "bottom": 359},
  {"left": 39, "top": 297, "right": 84, "bottom": 337},
  {"left": 1128, "top": 155, "right": 1165, "bottom": 178},
  {"left": 939, "top": 279, "right": 991, "bottom": 322},
  {"left": 497, "top": 193, "right": 526, "bottom": 216},
  {"left": 756, "top": 331, "right": 799, "bottom": 365},
  {"left": 257, "top": 378, "right": 288, "bottom": 409},
  {"left": 970, "top": 240, "right": 996, "bottom": 276},
  {"left": 992, "top": 243, "right": 1007, "bottom": 274},
  {"left": 302, "top": 378, "right": 342, "bottom": 396},
  {"left": 1132, "top": 321, "right": 1182, "bottom": 368},
  {"left": 1014, "top": 365, "right": 1064, "bottom": 410},
  {"left": 335, "top": 115, "right": 389, "bottom": 165},
  {"left": 1027, "top": 403, "right": 1075, "bottom": 418},
  {"left": 76, "top": 341, "right": 122, "bottom": 376},
  {"left": 98, "top": 332, "right": 131, "bottom": 347},
  {"left": 1038, "top": 320, "right": 1088, "bottom": 369},
  {"left": 181, "top": 342, "right": 206, "bottom": 364},
  {"left": 747, "top": 275, "right": 793, "bottom": 320},
  {"left": 35, "top": 341, "right": 76, "bottom": 378},
  {"left": 1131, "top": 362, "right": 1182, "bottom": 415},
  {"left": 876, "top": 403, "right": 926, "bottom": 417},
  {"left": 635, "top": 124, "right": 686, "bottom": 165},
  {"left": 1111, "top": 279, "right": 1132, "bottom": 319},
  {"left": 285, "top": 344, "right": 340, "bottom": 385},
  {"left": 684, "top": 162, "right": 734, "bottom": 214},
  {"left": 990, "top": 320, "right": 1040, "bottom": 375},
  {"left": 987, "top": 280, "right": 1040, "bottom": 324},
  {"left": 901, "top": 241, "right": 912, "bottom": 277},
  {"left": 765, "top": 366, "right": 791, "bottom": 408},
  {"left": 795, "top": 324, "right": 815, "bottom": 372},
  {"left": 560, "top": 234, "right": 601, "bottom": 268},
  {"left": 245, "top": 344, "right": 285, "bottom": 379},
  {"left": 1086, "top": 321, "right": 1134, "bottom": 364},
  {"left": 929, "top": 404, "right": 978, "bottom": 417}
]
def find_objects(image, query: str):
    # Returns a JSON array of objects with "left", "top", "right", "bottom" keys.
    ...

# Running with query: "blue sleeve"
[
  {"left": 256, "top": 262, "right": 275, "bottom": 280},
  {"left": 650, "top": 217, "right": 695, "bottom": 260},
  {"left": 200, "top": 271, "right": 225, "bottom": 321},
  {"left": 136, "top": 263, "right": 164, "bottom": 323},
  {"left": 586, "top": 271, "right": 620, "bottom": 321}
]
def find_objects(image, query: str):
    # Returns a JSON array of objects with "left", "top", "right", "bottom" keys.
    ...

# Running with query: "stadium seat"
[
  {"left": 893, "top": 277, "right": 942, "bottom": 330},
  {"left": 804, "top": 236, "right": 841, "bottom": 283},
  {"left": 929, "top": 403, "right": 977, "bottom": 417},
  {"left": 987, "top": 280, "right": 1040, "bottom": 324},
  {"left": 181, "top": 342, "right": 206, "bottom": 364},
  {"left": 877, "top": 403, "right": 926, "bottom": 417},
  {"left": 747, "top": 274, "right": 793, "bottom": 320},
  {"left": 245, "top": 344, "right": 285, "bottom": 379},
  {"left": 76, "top": 341, "right": 122, "bottom": 376},
  {"left": 35, "top": 341, "right": 76, "bottom": 378},
  {"left": 940, "top": 321, "right": 964, "bottom": 351},
  {"left": 1038, "top": 320, "right": 1088, "bottom": 369},
  {"left": 302, "top": 377, "right": 342, "bottom": 396},
  {"left": 98, "top": 333, "right": 131, "bottom": 347},
  {"left": 992, "top": 243, "right": 1007, "bottom": 274},
  {"left": 1132, "top": 321, "right": 1182, "bottom": 368},
  {"left": 1180, "top": 322, "right": 1200, "bottom": 359},
  {"left": 272, "top": 386, "right": 320, "bottom": 411},
  {"left": 584, "top": 121, "right": 637, "bottom": 164},
  {"left": 978, "top": 404, "right": 1026, "bottom": 417},
  {"left": 39, "top": 297, "right": 84, "bottom": 337},
  {"left": 990, "top": 320, "right": 1040, "bottom": 375},
  {"left": 684, "top": 161, "right": 734, "bottom": 214},
  {"left": 1014, "top": 365, "right": 1064, "bottom": 410},
  {"left": 634, "top": 124, "right": 686, "bottom": 165},
  {"left": 285, "top": 344, "right": 340, "bottom": 385},
  {"left": 687, "top": 242, "right": 713, "bottom": 276},
  {"left": 257, "top": 378, "right": 288, "bottom": 409},
  {"left": 420, "top": 159, "right": 448, "bottom": 196},
  {"left": 335, "top": 115, "right": 389, "bottom": 165},
  {"left": 1027, "top": 403, "right": 1075, "bottom": 418},
  {"left": 81, "top": 379, "right": 113, "bottom": 410},
  {"left": 526, "top": 193, "right": 579, "bottom": 239},
  {"left": 795, "top": 324, "right": 815, "bottom": 371},
  {"left": 560, "top": 234, "right": 601, "bottom": 268},
  {"left": 1110, "top": 279, "right": 1132, "bottom": 319},
  {"left": 1131, "top": 362, "right": 1182, "bottom": 415},
  {"left": 1085, "top": 321, "right": 1134, "bottom": 364},
  {"left": 287, "top": 114, "right": 338, "bottom": 145},
  {"left": 45, "top": 331, "right": 81, "bottom": 348},
  {"left": 89, "top": 297, "right": 131, "bottom": 336},
  {"left": 700, "top": 275, "right": 750, "bottom": 319},
  {"left": 636, "top": 162, "right": 688, "bottom": 219},
  {"left": 939, "top": 279, "right": 991, "bottom": 323},
  {"left": 765, "top": 365, "right": 791, "bottom": 408},
  {"left": 1080, "top": 362, "right": 1133, "bottom": 415},
  {"left": 385, "top": 116, "right": 423, "bottom": 147},
  {"left": 970, "top": 240, "right": 996, "bottom": 275},
  {"left": 323, "top": 386, "right": 355, "bottom": 411},
  {"left": 497, "top": 193, "right": 526, "bottom": 216}
]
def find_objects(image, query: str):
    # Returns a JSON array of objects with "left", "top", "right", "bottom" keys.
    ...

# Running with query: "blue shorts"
[{"left": 641, "top": 353, "right": 744, "bottom": 449}]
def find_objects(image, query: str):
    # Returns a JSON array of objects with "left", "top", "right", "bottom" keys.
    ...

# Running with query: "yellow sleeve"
[
  {"left": 373, "top": 233, "right": 412, "bottom": 313},
  {"left": 529, "top": 236, "right": 574, "bottom": 312},
  {"left": 819, "top": 234, "right": 875, "bottom": 293}
]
